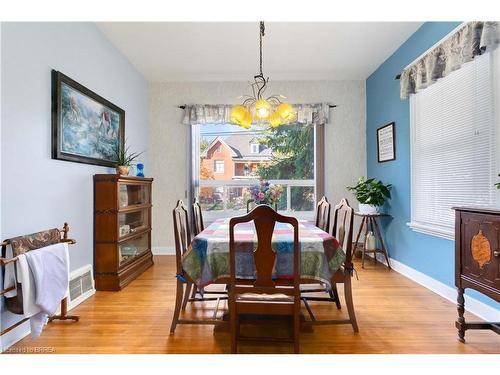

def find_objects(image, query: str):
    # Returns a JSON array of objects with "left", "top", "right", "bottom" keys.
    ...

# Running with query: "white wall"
[
  {"left": 0, "top": 22, "right": 149, "bottom": 345},
  {"left": 150, "top": 80, "right": 366, "bottom": 250}
]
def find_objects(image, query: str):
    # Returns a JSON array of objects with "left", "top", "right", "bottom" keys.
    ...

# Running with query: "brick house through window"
[
  {"left": 201, "top": 133, "right": 272, "bottom": 181},
  {"left": 199, "top": 133, "right": 273, "bottom": 202}
]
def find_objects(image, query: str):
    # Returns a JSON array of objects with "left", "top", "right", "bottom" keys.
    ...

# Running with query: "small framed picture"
[{"left": 377, "top": 122, "right": 395, "bottom": 163}]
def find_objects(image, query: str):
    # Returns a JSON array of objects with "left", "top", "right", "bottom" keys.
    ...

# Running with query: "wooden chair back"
[
  {"left": 315, "top": 196, "right": 331, "bottom": 232},
  {"left": 246, "top": 199, "right": 255, "bottom": 213},
  {"left": 191, "top": 198, "right": 204, "bottom": 236},
  {"left": 172, "top": 200, "right": 191, "bottom": 273},
  {"left": 332, "top": 198, "right": 354, "bottom": 266},
  {"left": 247, "top": 199, "right": 277, "bottom": 213},
  {"left": 229, "top": 204, "right": 299, "bottom": 292}
]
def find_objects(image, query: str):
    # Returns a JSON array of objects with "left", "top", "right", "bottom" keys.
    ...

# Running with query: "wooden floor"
[{"left": 8, "top": 256, "right": 500, "bottom": 354}]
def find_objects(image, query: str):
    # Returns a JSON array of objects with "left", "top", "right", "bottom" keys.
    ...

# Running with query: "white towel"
[
  {"left": 2, "top": 242, "right": 70, "bottom": 338},
  {"left": 25, "top": 242, "right": 70, "bottom": 338},
  {"left": 16, "top": 253, "right": 44, "bottom": 337}
]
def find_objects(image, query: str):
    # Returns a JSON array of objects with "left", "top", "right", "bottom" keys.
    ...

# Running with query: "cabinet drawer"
[{"left": 459, "top": 212, "right": 500, "bottom": 291}]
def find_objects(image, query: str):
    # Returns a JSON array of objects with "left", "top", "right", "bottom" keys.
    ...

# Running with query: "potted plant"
[
  {"left": 347, "top": 177, "right": 392, "bottom": 214},
  {"left": 495, "top": 174, "right": 500, "bottom": 189},
  {"left": 114, "top": 141, "right": 143, "bottom": 176}
]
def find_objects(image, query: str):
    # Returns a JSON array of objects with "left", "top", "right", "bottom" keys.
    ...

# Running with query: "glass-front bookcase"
[{"left": 94, "top": 174, "right": 154, "bottom": 291}]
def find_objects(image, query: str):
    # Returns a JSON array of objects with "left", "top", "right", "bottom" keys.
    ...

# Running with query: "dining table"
[{"left": 181, "top": 217, "right": 346, "bottom": 289}]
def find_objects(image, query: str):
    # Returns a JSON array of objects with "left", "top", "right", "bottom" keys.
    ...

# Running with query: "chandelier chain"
[{"left": 259, "top": 21, "right": 265, "bottom": 76}]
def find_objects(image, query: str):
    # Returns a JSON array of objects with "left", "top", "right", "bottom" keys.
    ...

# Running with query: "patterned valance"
[
  {"left": 400, "top": 21, "right": 500, "bottom": 99},
  {"left": 181, "top": 103, "right": 330, "bottom": 126}
]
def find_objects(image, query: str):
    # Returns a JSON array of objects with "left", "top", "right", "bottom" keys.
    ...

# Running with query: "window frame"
[
  {"left": 250, "top": 143, "right": 259, "bottom": 154},
  {"left": 214, "top": 160, "right": 225, "bottom": 174},
  {"left": 189, "top": 122, "right": 325, "bottom": 223}
]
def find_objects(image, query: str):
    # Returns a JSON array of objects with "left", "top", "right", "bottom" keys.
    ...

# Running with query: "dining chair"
[
  {"left": 191, "top": 197, "right": 204, "bottom": 236},
  {"left": 229, "top": 205, "right": 301, "bottom": 353},
  {"left": 246, "top": 199, "right": 277, "bottom": 213},
  {"left": 170, "top": 200, "right": 225, "bottom": 334},
  {"left": 301, "top": 198, "right": 359, "bottom": 333},
  {"left": 189, "top": 197, "right": 227, "bottom": 301},
  {"left": 301, "top": 195, "right": 341, "bottom": 309},
  {"left": 315, "top": 196, "right": 331, "bottom": 232}
]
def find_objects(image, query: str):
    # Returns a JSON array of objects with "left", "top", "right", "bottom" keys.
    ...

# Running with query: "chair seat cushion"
[{"left": 236, "top": 293, "right": 293, "bottom": 302}]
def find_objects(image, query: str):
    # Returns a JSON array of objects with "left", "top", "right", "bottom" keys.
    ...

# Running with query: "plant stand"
[{"left": 353, "top": 212, "right": 391, "bottom": 269}]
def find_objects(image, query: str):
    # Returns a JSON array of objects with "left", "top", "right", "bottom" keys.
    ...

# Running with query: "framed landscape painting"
[{"left": 51, "top": 70, "right": 124, "bottom": 167}]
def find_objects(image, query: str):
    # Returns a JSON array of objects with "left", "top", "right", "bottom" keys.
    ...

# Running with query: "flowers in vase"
[{"left": 247, "top": 180, "right": 283, "bottom": 206}]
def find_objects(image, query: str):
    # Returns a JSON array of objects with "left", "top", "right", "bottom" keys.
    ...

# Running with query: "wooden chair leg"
[
  {"left": 294, "top": 308, "right": 300, "bottom": 354},
  {"left": 190, "top": 284, "right": 198, "bottom": 299},
  {"left": 329, "top": 283, "right": 341, "bottom": 310},
  {"left": 231, "top": 312, "right": 238, "bottom": 354},
  {"left": 170, "top": 280, "right": 184, "bottom": 334},
  {"left": 182, "top": 282, "right": 192, "bottom": 311},
  {"left": 344, "top": 276, "right": 359, "bottom": 333}
]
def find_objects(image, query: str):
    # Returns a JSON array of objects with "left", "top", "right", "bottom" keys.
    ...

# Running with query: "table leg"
[
  {"left": 353, "top": 216, "right": 366, "bottom": 259},
  {"left": 372, "top": 217, "right": 391, "bottom": 269},
  {"left": 361, "top": 217, "right": 370, "bottom": 269},
  {"left": 456, "top": 287, "right": 466, "bottom": 343},
  {"left": 369, "top": 217, "right": 378, "bottom": 266}
]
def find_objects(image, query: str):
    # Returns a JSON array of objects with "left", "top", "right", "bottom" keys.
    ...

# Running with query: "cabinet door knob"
[{"left": 494, "top": 250, "right": 500, "bottom": 257}]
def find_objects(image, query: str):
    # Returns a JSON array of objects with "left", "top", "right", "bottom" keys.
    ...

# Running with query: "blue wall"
[{"left": 366, "top": 22, "right": 499, "bottom": 309}]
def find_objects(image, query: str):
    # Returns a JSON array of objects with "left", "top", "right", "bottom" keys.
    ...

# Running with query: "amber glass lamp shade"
[
  {"left": 230, "top": 105, "right": 248, "bottom": 126},
  {"left": 269, "top": 111, "right": 282, "bottom": 128},
  {"left": 254, "top": 99, "right": 271, "bottom": 120},
  {"left": 276, "top": 103, "right": 295, "bottom": 122},
  {"left": 241, "top": 111, "right": 252, "bottom": 129}
]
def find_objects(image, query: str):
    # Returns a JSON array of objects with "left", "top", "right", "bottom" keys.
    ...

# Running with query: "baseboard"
[
  {"left": 0, "top": 320, "right": 31, "bottom": 353},
  {"left": 152, "top": 246, "right": 175, "bottom": 255},
  {"left": 365, "top": 252, "right": 499, "bottom": 322}
]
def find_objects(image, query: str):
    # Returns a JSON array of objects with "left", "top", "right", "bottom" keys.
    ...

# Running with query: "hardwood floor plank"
[{"left": 6, "top": 256, "right": 500, "bottom": 354}]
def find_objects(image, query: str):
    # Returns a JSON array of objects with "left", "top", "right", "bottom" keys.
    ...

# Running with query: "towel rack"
[{"left": 0, "top": 222, "right": 79, "bottom": 337}]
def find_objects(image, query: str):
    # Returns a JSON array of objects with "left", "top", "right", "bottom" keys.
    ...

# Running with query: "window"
[
  {"left": 192, "top": 123, "right": 322, "bottom": 221},
  {"left": 409, "top": 50, "right": 500, "bottom": 239},
  {"left": 214, "top": 160, "right": 224, "bottom": 174},
  {"left": 250, "top": 143, "right": 259, "bottom": 154}
]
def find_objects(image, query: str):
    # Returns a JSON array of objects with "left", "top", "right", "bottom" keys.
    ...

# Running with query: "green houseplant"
[
  {"left": 114, "top": 141, "right": 143, "bottom": 176},
  {"left": 347, "top": 177, "right": 392, "bottom": 214},
  {"left": 495, "top": 174, "right": 500, "bottom": 189}
]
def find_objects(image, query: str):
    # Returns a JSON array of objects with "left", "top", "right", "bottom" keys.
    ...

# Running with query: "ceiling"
[{"left": 96, "top": 22, "right": 423, "bottom": 82}]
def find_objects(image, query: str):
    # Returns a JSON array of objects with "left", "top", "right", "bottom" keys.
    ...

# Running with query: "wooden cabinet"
[
  {"left": 94, "top": 174, "right": 154, "bottom": 291},
  {"left": 454, "top": 207, "right": 500, "bottom": 342}
]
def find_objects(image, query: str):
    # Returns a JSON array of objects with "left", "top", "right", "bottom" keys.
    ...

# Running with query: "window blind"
[{"left": 409, "top": 51, "right": 499, "bottom": 239}]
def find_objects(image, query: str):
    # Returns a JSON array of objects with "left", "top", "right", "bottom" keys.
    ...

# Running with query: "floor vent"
[{"left": 68, "top": 264, "right": 96, "bottom": 310}]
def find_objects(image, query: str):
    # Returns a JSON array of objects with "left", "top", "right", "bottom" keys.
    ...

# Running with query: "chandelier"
[{"left": 230, "top": 22, "right": 295, "bottom": 129}]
